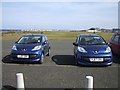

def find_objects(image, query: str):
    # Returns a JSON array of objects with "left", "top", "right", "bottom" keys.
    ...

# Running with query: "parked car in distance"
[
  {"left": 73, "top": 34, "right": 112, "bottom": 66},
  {"left": 10, "top": 34, "right": 50, "bottom": 64},
  {"left": 109, "top": 32, "right": 120, "bottom": 56}
]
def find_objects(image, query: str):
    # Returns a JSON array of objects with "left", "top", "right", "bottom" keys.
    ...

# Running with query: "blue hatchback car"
[
  {"left": 73, "top": 34, "right": 112, "bottom": 66},
  {"left": 10, "top": 34, "right": 50, "bottom": 64}
]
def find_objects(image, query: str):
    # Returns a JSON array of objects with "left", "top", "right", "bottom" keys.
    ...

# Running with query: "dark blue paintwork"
[
  {"left": 10, "top": 34, "right": 50, "bottom": 63},
  {"left": 73, "top": 34, "right": 112, "bottom": 66}
]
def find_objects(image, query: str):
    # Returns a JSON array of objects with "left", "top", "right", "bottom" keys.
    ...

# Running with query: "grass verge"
[{"left": 2, "top": 31, "right": 114, "bottom": 41}]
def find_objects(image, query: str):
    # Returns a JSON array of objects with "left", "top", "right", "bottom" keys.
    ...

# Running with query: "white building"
[{"left": 87, "top": 29, "right": 101, "bottom": 32}]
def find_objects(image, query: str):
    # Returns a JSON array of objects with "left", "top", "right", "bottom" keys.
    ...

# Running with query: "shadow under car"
[
  {"left": 2, "top": 55, "right": 39, "bottom": 64},
  {"left": 112, "top": 55, "right": 120, "bottom": 64},
  {"left": 52, "top": 55, "right": 76, "bottom": 65}
]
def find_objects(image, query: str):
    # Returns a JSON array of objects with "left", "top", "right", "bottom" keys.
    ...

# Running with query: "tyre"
[
  {"left": 75, "top": 54, "right": 79, "bottom": 66},
  {"left": 75, "top": 60, "right": 79, "bottom": 66},
  {"left": 39, "top": 53, "right": 44, "bottom": 64}
]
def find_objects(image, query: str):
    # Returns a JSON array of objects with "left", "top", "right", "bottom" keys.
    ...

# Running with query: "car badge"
[
  {"left": 22, "top": 48, "right": 27, "bottom": 51},
  {"left": 94, "top": 50, "right": 99, "bottom": 54}
]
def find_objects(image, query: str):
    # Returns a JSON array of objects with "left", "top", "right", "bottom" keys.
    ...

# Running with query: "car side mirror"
[
  {"left": 107, "top": 42, "right": 111, "bottom": 46},
  {"left": 73, "top": 42, "right": 78, "bottom": 46},
  {"left": 42, "top": 41, "right": 47, "bottom": 45},
  {"left": 44, "top": 41, "right": 47, "bottom": 44}
]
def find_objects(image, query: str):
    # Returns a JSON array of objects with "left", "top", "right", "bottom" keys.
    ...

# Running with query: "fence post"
[
  {"left": 16, "top": 73, "right": 25, "bottom": 90},
  {"left": 85, "top": 76, "right": 93, "bottom": 90}
]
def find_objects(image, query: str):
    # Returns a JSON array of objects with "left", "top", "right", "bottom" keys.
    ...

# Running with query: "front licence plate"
[
  {"left": 90, "top": 58, "right": 103, "bottom": 62},
  {"left": 17, "top": 55, "right": 29, "bottom": 58}
]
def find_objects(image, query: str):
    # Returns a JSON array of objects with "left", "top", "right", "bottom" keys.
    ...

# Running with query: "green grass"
[{"left": 2, "top": 31, "right": 114, "bottom": 41}]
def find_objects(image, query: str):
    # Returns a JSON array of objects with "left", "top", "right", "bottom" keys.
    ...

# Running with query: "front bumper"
[
  {"left": 10, "top": 50, "right": 42, "bottom": 63},
  {"left": 76, "top": 51, "right": 112, "bottom": 66}
]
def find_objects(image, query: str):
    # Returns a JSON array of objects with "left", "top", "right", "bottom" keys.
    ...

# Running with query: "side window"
[
  {"left": 42, "top": 36, "right": 46, "bottom": 42},
  {"left": 76, "top": 37, "right": 79, "bottom": 44},
  {"left": 45, "top": 36, "right": 48, "bottom": 41},
  {"left": 112, "top": 35, "right": 119, "bottom": 42}
]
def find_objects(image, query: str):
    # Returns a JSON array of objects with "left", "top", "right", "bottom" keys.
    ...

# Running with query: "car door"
[
  {"left": 118, "top": 35, "right": 120, "bottom": 54},
  {"left": 42, "top": 36, "right": 47, "bottom": 54},
  {"left": 110, "top": 34, "right": 119, "bottom": 54},
  {"left": 44, "top": 36, "right": 50, "bottom": 54},
  {"left": 42, "top": 36, "right": 48, "bottom": 55}
]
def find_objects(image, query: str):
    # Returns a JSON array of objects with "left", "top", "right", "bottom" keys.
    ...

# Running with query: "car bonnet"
[
  {"left": 15, "top": 43, "right": 42, "bottom": 51},
  {"left": 79, "top": 45, "right": 109, "bottom": 54}
]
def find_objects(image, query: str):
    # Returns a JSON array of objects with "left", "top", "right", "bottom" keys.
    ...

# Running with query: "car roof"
[
  {"left": 78, "top": 34, "right": 100, "bottom": 37},
  {"left": 22, "top": 34, "right": 45, "bottom": 37}
]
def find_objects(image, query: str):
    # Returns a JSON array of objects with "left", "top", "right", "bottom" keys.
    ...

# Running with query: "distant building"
[
  {"left": 100, "top": 28, "right": 112, "bottom": 32},
  {"left": 87, "top": 28, "right": 101, "bottom": 33},
  {"left": 1, "top": 29, "right": 22, "bottom": 32},
  {"left": 87, "top": 30, "right": 101, "bottom": 33},
  {"left": 112, "top": 28, "right": 120, "bottom": 33}
]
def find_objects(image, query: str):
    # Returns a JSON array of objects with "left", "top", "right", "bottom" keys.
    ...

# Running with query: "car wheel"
[
  {"left": 73, "top": 55, "right": 75, "bottom": 59},
  {"left": 75, "top": 60, "right": 79, "bottom": 66},
  {"left": 47, "top": 49, "right": 50, "bottom": 56},
  {"left": 75, "top": 54, "right": 79, "bottom": 66},
  {"left": 39, "top": 53, "right": 44, "bottom": 64},
  {"left": 75, "top": 54, "right": 77, "bottom": 59}
]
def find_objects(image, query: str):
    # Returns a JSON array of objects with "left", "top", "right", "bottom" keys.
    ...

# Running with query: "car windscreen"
[
  {"left": 17, "top": 36, "right": 42, "bottom": 44},
  {"left": 79, "top": 36, "right": 107, "bottom": 45}
]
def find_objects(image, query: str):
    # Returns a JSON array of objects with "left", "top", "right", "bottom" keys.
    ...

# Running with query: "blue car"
[
  {"left": 73, "top": 34, "right": 112, "bottom": 66},
  {"left": 10, "top": 34, "right": 50, "bottom": 64}
]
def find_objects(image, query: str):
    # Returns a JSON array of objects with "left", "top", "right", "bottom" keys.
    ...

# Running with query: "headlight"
[
  {"left": 32, "top": 45, "right": 42, "bottom": 51},
  {"left": 12, "top": 45, "right": 17, "bottom": 50},
  {"left": 77, "top": 47, "right": 87, "bottom": 53},
  {"left": 105, "top": 46, "right": 111, "bottom": 53}
]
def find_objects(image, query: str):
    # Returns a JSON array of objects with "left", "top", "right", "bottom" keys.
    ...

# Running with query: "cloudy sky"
[{"left": 1, "top": 1, "right": 119, "bottom": 30}]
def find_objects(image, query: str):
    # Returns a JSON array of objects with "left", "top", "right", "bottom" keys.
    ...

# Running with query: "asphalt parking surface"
[{"left": 2, "top": 40, "right": 120, "bottom": 89}]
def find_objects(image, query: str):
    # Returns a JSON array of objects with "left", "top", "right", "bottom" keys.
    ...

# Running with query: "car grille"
[
  {"left": 81, "top": 56, "right": 112, "bottom": 63},
  {"left": 11, "top": 54, "right": 37, "bottom": 59}
]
